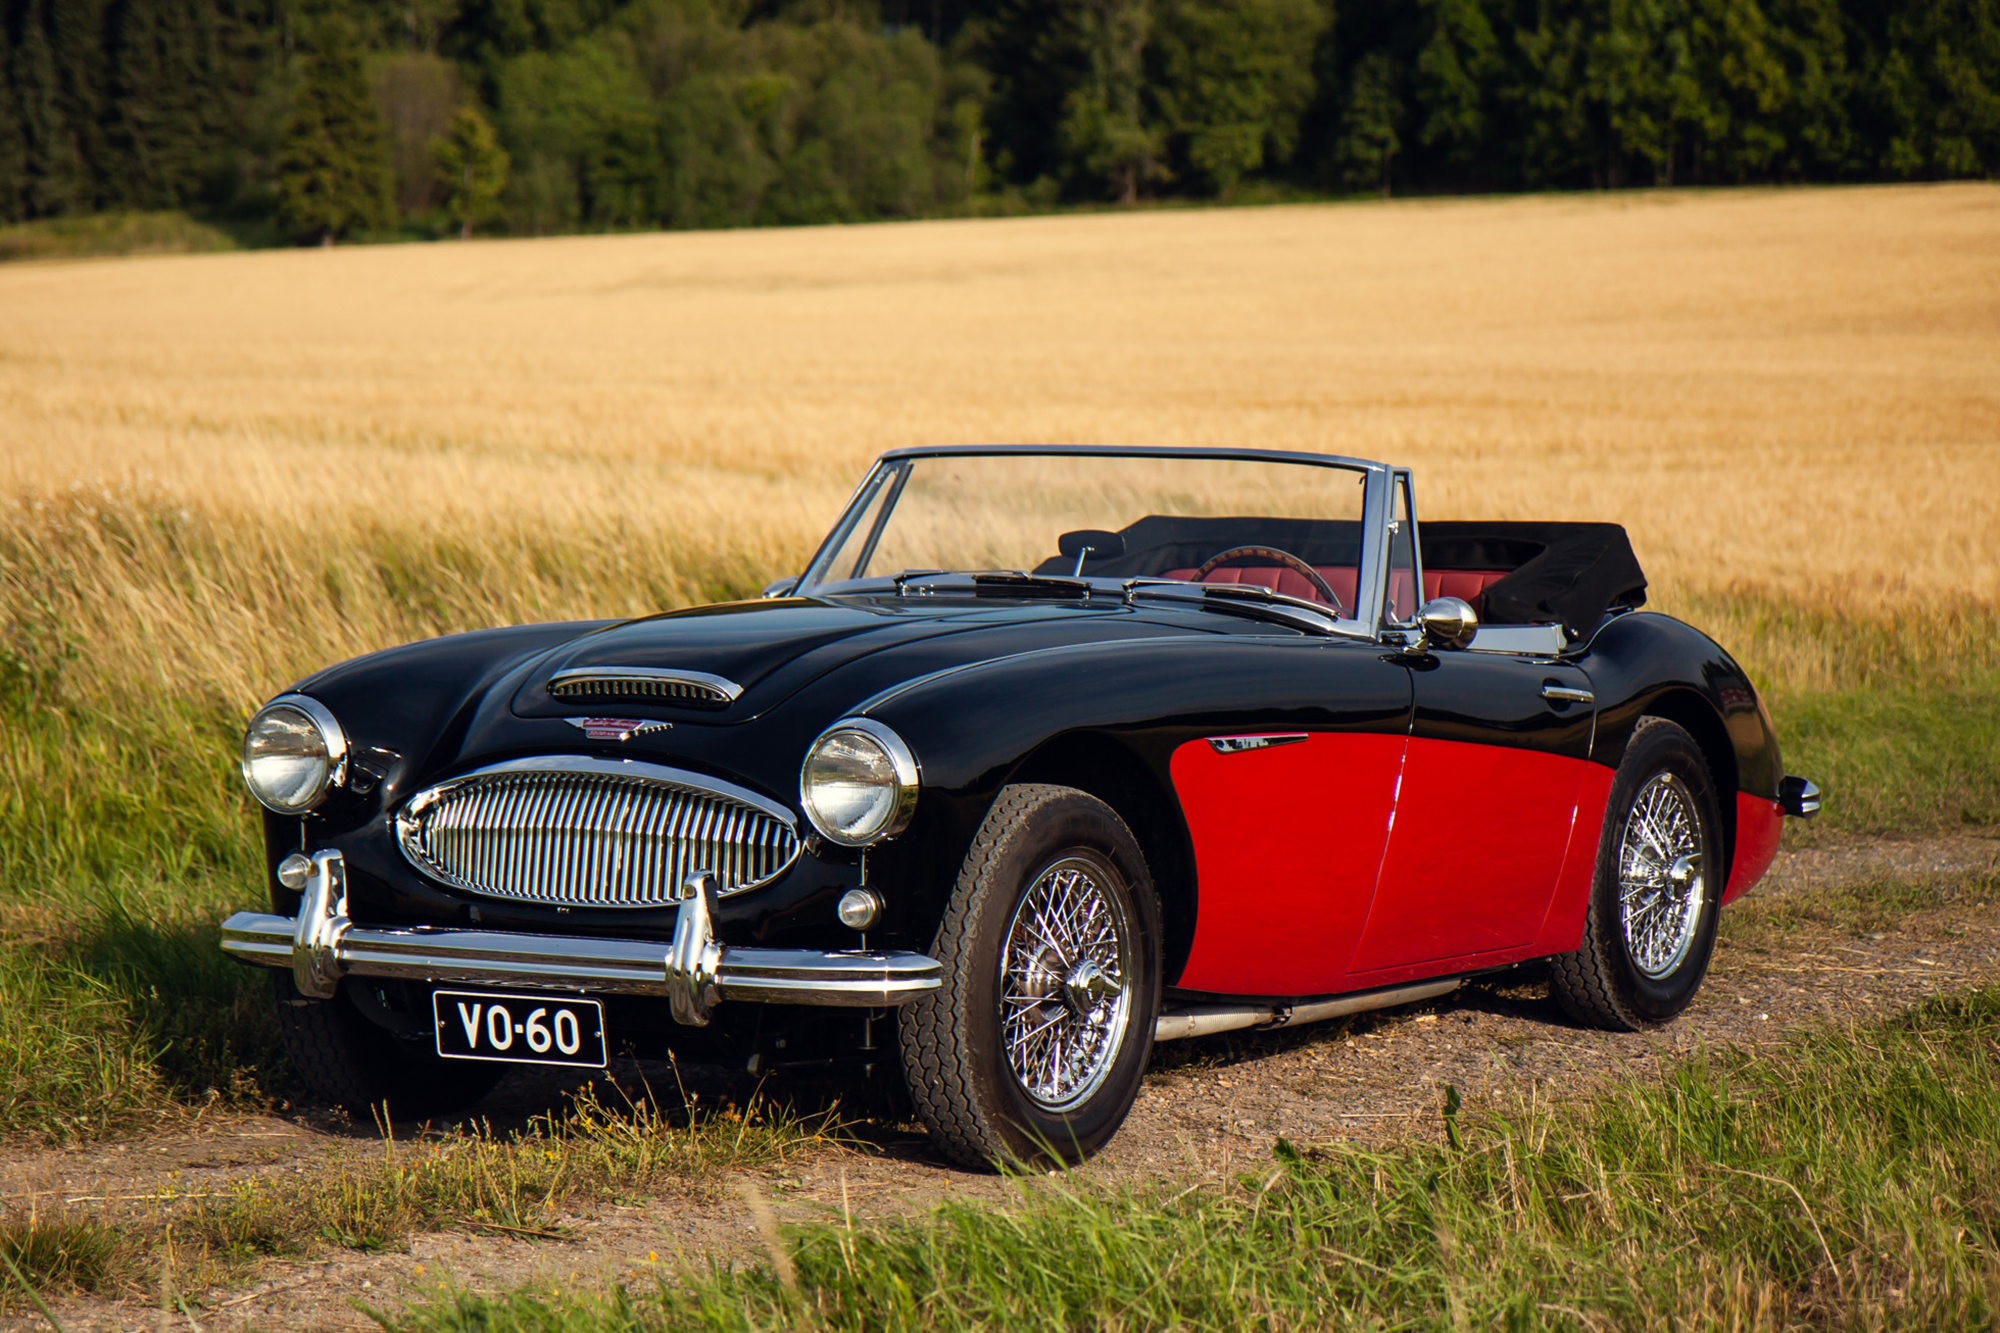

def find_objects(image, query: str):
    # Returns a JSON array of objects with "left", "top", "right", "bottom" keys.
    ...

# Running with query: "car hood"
[{"left": 509, "top": 594, "right": 1210, "bottom": 722}]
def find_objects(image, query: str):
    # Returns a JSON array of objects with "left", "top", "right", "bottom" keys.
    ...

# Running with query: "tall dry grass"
[
  {"left": 0, "top": 182, "right": 1996, "bottom": 837},
  {"left": 0, "top": 184, "right": 1993, "bottom": 1136}
]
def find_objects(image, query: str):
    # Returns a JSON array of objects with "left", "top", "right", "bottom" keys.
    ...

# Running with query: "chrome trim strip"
[
  {"left": 1540, "top": 683, "right": 1596, "bottom": 705},
  {"left": 396, "top": 757, "right": 800, "bottom": 906},
  {"left": 547, "top": 666, "right": 744, "bottom": 705},
  {"left": 1206, "top": 733, "right": 1309, "bottom": 754},
  {"left": 1154, "top": 978, "right": 1461, "bottom": 1042},
  {"left": 222, "top": 878, "right": 939, "bottom": 1012}
]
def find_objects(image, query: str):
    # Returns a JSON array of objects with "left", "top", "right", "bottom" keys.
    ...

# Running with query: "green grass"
[
  {"left": 0, "top": 211, "right": 237, "bottom": 263},
  {"left": 0, "top": 1082, "right": 846, "bottom": 1309},
  {"left": 381, "top": 988, "right": 2000, "bottom": 1333}
]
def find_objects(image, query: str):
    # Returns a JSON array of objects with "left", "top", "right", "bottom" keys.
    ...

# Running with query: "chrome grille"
[
  {"left": 397, "top": 762, "right": 798, "bottom": 908},
  {"left": 547, "top": 667, "right": 740, "bottom": 708}
]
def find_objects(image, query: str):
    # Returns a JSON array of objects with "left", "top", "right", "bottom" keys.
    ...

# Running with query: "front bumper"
[{"left": 221, "top": 850, "right": 940, "bottom": 1025}]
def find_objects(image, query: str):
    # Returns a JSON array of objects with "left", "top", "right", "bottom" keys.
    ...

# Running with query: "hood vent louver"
[{"left": 547, "top": 667, "right": 743, "bottom": 709}]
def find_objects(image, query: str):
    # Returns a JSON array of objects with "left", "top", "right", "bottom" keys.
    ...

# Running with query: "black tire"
[
  {"left": 1551, "top": 718, "right": 1725, "bottom": 1031},
  {"left": 898, "top": 784, "right": 1162, "bottom": 1170},
  {"left": 273, "top": 973, "right": 506, "bottom": 1120}
]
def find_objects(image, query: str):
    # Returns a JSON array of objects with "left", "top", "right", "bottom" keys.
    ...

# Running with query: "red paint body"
[
  {"left": 1346, "top": 738, "right": 1589, "bottom": 975},
  {"left": 1171, "top": 732, "right": 1405, "bottom": 995},
  {"left": 1724, "top": 793, "right": 1783, "bottom": 904}
]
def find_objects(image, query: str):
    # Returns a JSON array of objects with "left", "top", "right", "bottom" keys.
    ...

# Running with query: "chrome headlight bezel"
[
  {"left": 241, "top": 694, "right": 348, "bottom": 815},
  {"left": 799, "top": 717, "right": 919, "bottom": 848}
]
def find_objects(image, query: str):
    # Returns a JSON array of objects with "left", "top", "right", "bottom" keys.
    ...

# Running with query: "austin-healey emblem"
[{"left": 564, "top": 717, "right": 672, "bottom": 741}]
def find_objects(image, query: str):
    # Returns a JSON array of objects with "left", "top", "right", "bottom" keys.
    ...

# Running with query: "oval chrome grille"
[
  {"left": 396, "top": 760, "right": 798, "bottom": 908},
  {"left": 547, "top": 667, "right": 741, "bottom": 709}
]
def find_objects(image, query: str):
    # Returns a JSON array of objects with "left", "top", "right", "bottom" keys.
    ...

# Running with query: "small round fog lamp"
[
  {"left": 276, "top": 853, "right": 313, "bottom": 891},
  {"left": 837, "top": 887, "right": 884, "bottom": 931}
]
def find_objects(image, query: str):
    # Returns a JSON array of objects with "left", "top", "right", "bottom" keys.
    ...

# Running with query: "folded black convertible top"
[
  {"left": 1041, "top": 514, "right": 1647, "bottom": 638},
  {"left": 1420, "top": 521, "right": 1647, "bottom": 638}
]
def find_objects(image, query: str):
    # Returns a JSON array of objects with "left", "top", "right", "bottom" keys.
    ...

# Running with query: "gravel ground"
[{"left": 11, "top": 829, "right": 1997, "bottom": 1332}]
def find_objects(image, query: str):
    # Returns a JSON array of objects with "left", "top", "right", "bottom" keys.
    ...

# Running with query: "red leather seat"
[{"left": 1165, "top": 566, "right": 1508, "bottom": 616}]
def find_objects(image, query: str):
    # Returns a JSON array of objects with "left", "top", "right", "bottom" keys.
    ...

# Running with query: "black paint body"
[{"left": 267, "top": 591, "right": 1782, "bottom": 1065}]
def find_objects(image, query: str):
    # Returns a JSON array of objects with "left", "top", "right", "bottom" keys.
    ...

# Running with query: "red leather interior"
[{"left": 1166, "top": 566, "right": 1509, "bottom": 614}]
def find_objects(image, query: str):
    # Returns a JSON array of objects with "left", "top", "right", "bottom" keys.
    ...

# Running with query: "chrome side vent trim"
[
  {"left": 396, "top": 757, "right": 798, "bottom": 908},
  {"left": 547, "top": 667, "right": 743, "bottom": 708}
]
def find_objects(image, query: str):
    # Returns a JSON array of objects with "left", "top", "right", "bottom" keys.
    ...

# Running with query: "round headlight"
[
  {"left": 800, "top": 719, "right": 918, "bottom": 847},
  {"left": 242, "top": 696, "right": 348, "bottom": 814}
]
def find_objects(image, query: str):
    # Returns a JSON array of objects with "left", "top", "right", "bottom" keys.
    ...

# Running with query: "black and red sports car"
[{"left": 222, "top": 446, "right": 1818, "bottom": 1167}]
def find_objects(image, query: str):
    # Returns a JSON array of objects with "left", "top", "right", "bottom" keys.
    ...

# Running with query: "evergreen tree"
[
  {"left": 109, "top": 0, "right": 224, "bottom": 207},
  {"left": 1412, "top": 0, "right": 1498, "bottom": 172},
  {"left": 273, "top": 18, "right": 395, "bottom": 243},
  {"left": 1149, "top": 0, "right": 1327, "bottom": 195},
  {"left": 430, "top": 101, "right": 508, "bottom": 235},
  {"left": 1055, "top": 0, "right": 1161, "bottom": 200},
  {"left": 1334, "top": 47, "right": 1401, "bottom": 193},
  {"left": 0, "top": 45, "right": 26, "bottom": 222},
  {"left": 50, "top": 0, "right": 112, "bottom": 206},
  {"left": 11, "top": 8, "right": 86, "bottom": 215}
]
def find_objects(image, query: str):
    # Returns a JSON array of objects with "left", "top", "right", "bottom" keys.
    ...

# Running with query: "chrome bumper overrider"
[{"left": 220, "top": 851, "right": 939, "bottom": 1025}]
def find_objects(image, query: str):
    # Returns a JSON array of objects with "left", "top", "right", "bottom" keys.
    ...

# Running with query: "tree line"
[{"left": 1, "top": 0, "right": 1995, "bottom": 240}]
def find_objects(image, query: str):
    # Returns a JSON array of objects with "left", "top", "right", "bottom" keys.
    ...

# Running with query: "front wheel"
[
  {"left": 898, "top": 784, "right": 1161, "bottom": 1170},
  {"left": 1551, "top": 717, "right": 1724, "bottom": 1031}
]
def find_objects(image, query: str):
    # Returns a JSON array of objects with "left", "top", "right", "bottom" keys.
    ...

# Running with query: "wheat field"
[{"left": 2, "top": 183, "right": 1997, "bottom": 714}]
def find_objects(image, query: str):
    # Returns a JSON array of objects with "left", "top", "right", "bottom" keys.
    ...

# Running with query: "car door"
[
  {"left": 1168, "top": 637, "right": 1414, "bottom": 998},
  {"left": 1345, "top": 648, "right": 1597, "bottom": 976}
]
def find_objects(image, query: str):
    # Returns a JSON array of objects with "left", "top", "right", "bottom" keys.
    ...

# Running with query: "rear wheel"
[
  {"left": 898, "top": 784, "right": 1161, "bottom": 1170},
  {"left": 1551, "top": 718, "right": 1724, "bottom": 1031},
  {"left": 274, "top": 973, "right": 506, "bottom": 1120}
]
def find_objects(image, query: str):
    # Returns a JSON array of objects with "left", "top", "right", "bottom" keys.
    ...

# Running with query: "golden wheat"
[{"left": 2, "top": 183, "right": 1996, "bottom": 709}]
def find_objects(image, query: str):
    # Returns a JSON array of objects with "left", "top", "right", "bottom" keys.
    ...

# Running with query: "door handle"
[{"left": 1541, "top": 684, "right": 1594, "bottom": 705}]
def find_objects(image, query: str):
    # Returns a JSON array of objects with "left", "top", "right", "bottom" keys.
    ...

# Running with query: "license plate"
[{"left": 433, "top": 990, "right": 607, "bottom": 1068}]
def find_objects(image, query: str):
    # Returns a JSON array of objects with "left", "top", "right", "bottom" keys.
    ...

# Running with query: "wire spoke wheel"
[
  {"left": 1617, "top": 772, "right": 1706, "bottom": 979},
  {"left": 997, "top": 854, "right": 1133, "bottom": 1112}
]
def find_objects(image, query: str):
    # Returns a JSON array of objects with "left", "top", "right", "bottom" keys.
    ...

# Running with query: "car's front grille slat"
[{"left": 400, "top": 768, "right": 798, "bottom": 908}]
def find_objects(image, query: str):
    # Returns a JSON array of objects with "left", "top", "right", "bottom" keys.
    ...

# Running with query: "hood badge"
[{"left": 564, "top": 717, "right": 673, "bottom": 742}]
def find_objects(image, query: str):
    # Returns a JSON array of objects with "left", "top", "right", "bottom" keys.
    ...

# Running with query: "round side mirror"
[{"left": 1417, "top": 596, "right": 1479, "bottom": 651}]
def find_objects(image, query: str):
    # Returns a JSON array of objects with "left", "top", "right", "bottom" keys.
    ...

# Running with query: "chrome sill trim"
[
  {"left": 1154, "top": 978, "right": 1461, "bottom": 1042},
  {"left": 220, "top": 911, "right": 939, "bottom": 1008}
]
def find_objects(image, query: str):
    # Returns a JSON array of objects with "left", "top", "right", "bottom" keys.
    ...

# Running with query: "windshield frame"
[{"left": 797, "top": 446, "right": 1399, "bottom": 639}]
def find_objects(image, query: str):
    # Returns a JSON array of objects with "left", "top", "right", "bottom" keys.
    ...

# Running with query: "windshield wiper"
[
  {"left": 1122, "top": 579, "right": 1343, "bottom": 635},
  {"left": 897, "top": 571, "right": 1094, "bottom": 599}
]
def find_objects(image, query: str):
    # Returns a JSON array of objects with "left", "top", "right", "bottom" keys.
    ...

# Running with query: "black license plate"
[{"left": 433, "top": 990, "right": 607, "bottom": 1068}]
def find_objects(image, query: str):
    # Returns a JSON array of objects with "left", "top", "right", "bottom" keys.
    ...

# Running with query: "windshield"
[{"left": 799, "top": 451, "right": 1373, "bottom": 612}]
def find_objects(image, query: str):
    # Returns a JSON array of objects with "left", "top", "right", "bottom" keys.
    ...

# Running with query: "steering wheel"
[{"left": 1191, "top": 546, "right": 1344, "bottom": 613}]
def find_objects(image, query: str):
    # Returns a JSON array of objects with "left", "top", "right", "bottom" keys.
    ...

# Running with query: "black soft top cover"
[
  {"left": 1035, "top": 515, "right": 1647, "bottom": 637},
  {"left": 1419, "top": 522, "right": 1647, "bottom": 637}
]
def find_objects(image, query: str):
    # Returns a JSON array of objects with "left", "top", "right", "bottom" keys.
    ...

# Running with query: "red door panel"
[
  {"left": 1533, "top": 760, "right": 1614, "bottom": 955},
  {"left": 1172, "top": 731, "right": 1406, "bottom": 996},
  {"left": 1347, "top": 737, "right": 1589, "bottom": 972}
]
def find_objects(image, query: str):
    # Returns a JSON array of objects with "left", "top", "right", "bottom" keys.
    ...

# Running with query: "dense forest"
[{"left": 1, "top": 0, "right": 1995, "bottom": 239}]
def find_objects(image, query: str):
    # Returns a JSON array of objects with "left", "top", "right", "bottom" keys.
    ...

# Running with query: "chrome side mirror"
[
  {"left": 761, "top": 576, "right": 801, "bottom": 599},
  {"left": 1417, "top": 596, "right": 1478, "bottom": 650}
]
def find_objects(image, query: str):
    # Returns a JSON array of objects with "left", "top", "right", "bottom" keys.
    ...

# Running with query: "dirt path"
[{"left": 14, "top": 831, "right": 1999, "bottom": 1332}]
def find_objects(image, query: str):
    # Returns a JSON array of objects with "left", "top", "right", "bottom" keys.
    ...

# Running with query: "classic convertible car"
[{"left": 222, "top": 446, "right": 1818, "bottom": 1167}]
